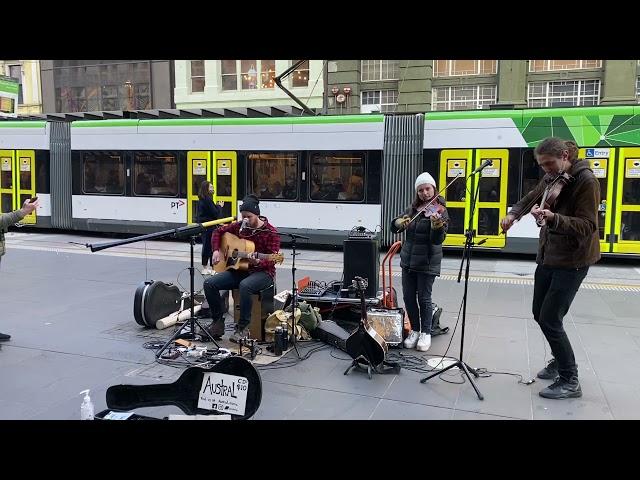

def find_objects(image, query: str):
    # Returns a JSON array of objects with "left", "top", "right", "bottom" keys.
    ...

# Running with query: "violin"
[
  {"left": 502, "top": 171, "right": 574, "bottom": 234},
  {"left": 533, "top": 172, "right": 573, "bottom": 227},
  {"left": 421, "top": 202, "right": 445, "bottom": 218}
]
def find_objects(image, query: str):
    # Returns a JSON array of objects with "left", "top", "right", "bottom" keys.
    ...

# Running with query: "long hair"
[
  {"left": 411, "top": 191, "right": 441, "bottom": 210},
  {"left": 534, "top": 137, "right": 579, "bottom": 164},
  {"left": 198, "top": 180, "right": 212, "bottom": 200}
]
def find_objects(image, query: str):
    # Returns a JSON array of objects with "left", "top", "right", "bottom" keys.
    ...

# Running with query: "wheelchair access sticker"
[{"left": 198, "top": 372, "right": 248, "bottom": 415}]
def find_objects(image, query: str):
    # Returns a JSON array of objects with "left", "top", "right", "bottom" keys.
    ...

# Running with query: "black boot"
[
  {"left": 201, "top": 317, "right": 225, "bottom": 341},
  {"left": 537, "top": 358, "right": 559, "bottom": 380},
  {"left": 0, "top": 332, "right": 10, "bottom": 341},
  {"left": 539, "top": 376, "right": 582, "bottom": 399}
]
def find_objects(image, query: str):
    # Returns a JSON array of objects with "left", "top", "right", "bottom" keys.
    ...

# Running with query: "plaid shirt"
[{"left": 212, "top": 217, "right": 281, "bottom": 278}]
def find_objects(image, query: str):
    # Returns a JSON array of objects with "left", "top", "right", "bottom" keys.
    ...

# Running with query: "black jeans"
[
  {"left": 203, "top": 270, "right": 273, "bottom": 329},
  {"left": 401, "top": 268, "right": 436, "bottom": 333},
  {"left": 201, "top": 228, "right": 214, "bottom": 267},
  {"left": 533, "top": 264, "right": 589, "bottom": 381}
]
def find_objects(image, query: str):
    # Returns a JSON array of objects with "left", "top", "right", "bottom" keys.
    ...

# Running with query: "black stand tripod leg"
[
  {"left": 155, "top": 236, "right": 220, "bottom": 359},
  {"left": 420, "top": 361, "right": 484, "bottom": 400}
]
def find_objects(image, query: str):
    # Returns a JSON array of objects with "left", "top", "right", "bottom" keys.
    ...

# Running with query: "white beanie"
[{"left": 415, "top": 172, "right": 437, "bottom": 192}]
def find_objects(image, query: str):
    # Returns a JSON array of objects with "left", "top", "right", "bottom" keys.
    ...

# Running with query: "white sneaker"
[
  {"left": 202, "top": 266, "right": 212, "bottom": 275},
  {"left": 416, "top": 333, "right": 431, "bottom": 352},
  {"left": 404, "top": 330, "right": 419, "bottom": 349}
]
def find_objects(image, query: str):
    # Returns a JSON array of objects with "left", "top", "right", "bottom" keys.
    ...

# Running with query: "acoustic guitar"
[
  {"left": 345, "top": 276, "right": 388, "bottom": 368},
  {"left": 214, "top": 232, "right": 284, "bottom": 273}
]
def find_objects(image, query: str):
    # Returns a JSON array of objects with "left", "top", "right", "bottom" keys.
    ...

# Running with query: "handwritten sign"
[{"left": 198, "top": 372, "right": 248, "bottom": 415}]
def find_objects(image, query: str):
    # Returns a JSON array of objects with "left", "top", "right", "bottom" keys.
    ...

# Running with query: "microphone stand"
[
  {"left": 420, "top": 162, "right": 493, "bottom": 400},
  {"left": 279, "top": 232, "right": 309, "bottom": 360},
  {"left": 85, "top": 217, "right": 235, "bottom": 359}
]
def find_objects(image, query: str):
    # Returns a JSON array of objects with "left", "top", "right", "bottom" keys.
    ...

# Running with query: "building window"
[
  {"left": 292, "top": 60, "right": 309, "bottom": 87},
  {"left": 636, "top": 77, "right": 640, "bottom": 102},
  {"left": 53, "top": 61, "right": 151, "bottom": 113},
  {"left": 361, "top": 89, "right": 398, "bottom": 113},
  {"left": 529, "top": 60, "right": 602, "bottom": 72},
  {"left": 361, "top": 60, "right": 399, "bottom": 82},
  {"left": 527, "top": 80, "right": 600, "bottom": 107},
  {"left": 433, "top": 60, "right": 497, "bottom": 77},
  {"left": 82, "top": 153, "right": 124, "bottom": 195},
  {"left": 249, "top": 153, "right": 298, "bottom": 201},
  {"left": 8, "top": 65, "right": 23, "bottom": 104},
  {"left": 190, "top": 60, "right": 205, "bottom": 93},
  {"left": 310, "top": 152, "right": 365, "bottom": 202},
  {"left": 432, "top": 85, "right": 497, "bottom": 111},
  {"left": 220, "top": 60, "right": 276, "bottom": 91},
  {"left": 134, "top": 153, "right": 178, "bottom": 196}
]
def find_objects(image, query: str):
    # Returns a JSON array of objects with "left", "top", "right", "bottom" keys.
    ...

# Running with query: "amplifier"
[
  {"left": 344, "top": 237, "right": 379, "bottom": 298},
  {"left": 311, "top": 319, "right": 351, "bottom": 352}
]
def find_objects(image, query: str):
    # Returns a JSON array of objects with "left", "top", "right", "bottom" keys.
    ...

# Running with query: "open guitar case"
[{"left": 97, "top": 356, "right": 262, "bottom": 420}]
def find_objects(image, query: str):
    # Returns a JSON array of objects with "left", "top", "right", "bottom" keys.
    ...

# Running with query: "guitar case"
[
  {"left": 106, "top": 356, "right": 262, "bottom": 420},
  {"left": 133, "top": 280, "right": 183, "bottom": 328}
]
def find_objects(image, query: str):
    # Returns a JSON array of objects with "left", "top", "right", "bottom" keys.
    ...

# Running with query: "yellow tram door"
[
  {"left": 612, "top": 148, "right": 640, "bottom": 254},
  {"left": 187, "top": 151, "right": 211, "bottom": 224},
  {"left": 0, "top": 149, "right": 36, "bottom": 224},
  {"left": 439, "top": 150, "right": 472, "bottom": 247},
  {"left": 471, "top": 149, "right": 508, "bottom": 248},
  {"left": 579, "top": 148, "right": 615, "bottom": 253},
  {"left": 211, "top": 151, "right": 237, "bottom": 220}
]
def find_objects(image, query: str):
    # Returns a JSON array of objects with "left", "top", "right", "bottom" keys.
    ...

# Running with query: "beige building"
[
  {"left": 0, "top": 60, "right": 43, "bottom": 114},
  {"left": 174, "top": 60, "right": 324, "bottom": 109}
]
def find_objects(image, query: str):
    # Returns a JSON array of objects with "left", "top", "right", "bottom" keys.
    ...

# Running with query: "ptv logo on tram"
[{"left": 171, "top": 199, "right": 186, "bottom": 210}]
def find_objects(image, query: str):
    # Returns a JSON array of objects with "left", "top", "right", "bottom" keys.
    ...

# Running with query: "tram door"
[
  {"left": 578, "top": 148, "right": 615, "bottom": 253},
  {"left": 0, "top": 150, "right": 36, "bottom": 224},
  {"left": 186, "top": 151, "right": 237, "bottom": 224},
  {"left": 438, "top": 149, "right": 508, "bottom": 248},
  {"left": 613, "top": 148, "right": 640, "bottom": 254}
]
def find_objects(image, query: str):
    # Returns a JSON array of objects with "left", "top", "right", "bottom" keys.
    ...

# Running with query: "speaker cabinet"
[{"left": 343, "top": 238, "right": 379, "bottom": 298}]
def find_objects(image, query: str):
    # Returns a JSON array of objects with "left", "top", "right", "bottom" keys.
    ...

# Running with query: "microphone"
[
  {"left": 469, "top": 159, "right": 493, "bottom": 176},
  {"left": 239, "top": 218, "right": 249, "bottom": 234}
]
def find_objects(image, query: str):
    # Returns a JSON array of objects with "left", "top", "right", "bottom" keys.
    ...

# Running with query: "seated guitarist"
[{"left": 203, "top": 194, "right": 280, "bottom": 342}]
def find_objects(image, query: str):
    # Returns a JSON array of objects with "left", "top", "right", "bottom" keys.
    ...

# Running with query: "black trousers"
[
  {"left": 201, "top": 228, "right": 214, "bottom": 267},
  {"left": 401, "top": 268, "right": 436, "bottom": 333},
  {"left": 532, "top": 264, "right": 589, "bottom": 381}
]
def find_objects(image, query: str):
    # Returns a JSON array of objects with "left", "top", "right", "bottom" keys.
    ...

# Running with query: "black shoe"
[
  {"left": 0, "top": 332, "right": 10, "bottom": 341},
  {"left": 201, "top": 318, "right": 225, "bottom": 341},
  {"left": 539, "top": 376, "right": 582, "bottom": 399},
  {"left": 537, "top": 358, "right": 559, "bottom": 380}
]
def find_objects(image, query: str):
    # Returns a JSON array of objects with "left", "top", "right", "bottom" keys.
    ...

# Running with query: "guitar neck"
[{"left": 236, "top": 251, "right": 273, "bottom": 260}]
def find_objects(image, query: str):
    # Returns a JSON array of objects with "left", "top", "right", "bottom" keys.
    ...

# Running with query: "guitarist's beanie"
[{"left": 240, "top": 194, "right": 260, "bottom": 215}]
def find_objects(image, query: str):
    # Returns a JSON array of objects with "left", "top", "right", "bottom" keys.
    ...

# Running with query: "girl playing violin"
[
  {"left": 500, "top": 137, "right": 601, "bottom": 400},
  {"left": 391, "top": 172, "right": 449, "bottom": 352}
]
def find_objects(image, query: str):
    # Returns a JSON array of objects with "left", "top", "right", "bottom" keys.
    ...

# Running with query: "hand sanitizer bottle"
[{"left": 80, "top": 389, "right": 95, "bottom": 420}]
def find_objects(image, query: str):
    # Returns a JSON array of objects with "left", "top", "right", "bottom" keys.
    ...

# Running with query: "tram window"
[
  {"left": 521, "top": 149, "right": 544, "bottom": 197},
  {"left": 249, "top": 152, "right": 298, "bottom": 201},
  {"left": 1, "top": 156, "right": 12, "bottom": 189},
  {"left": 309, "top": 152, "right": 365, "bottom": 202},
  {"left": 133, "top": 153, "right": 178, "bottom": 197},
  {"left": 83, "top": 152, "right": 124, "bottom": 195}
]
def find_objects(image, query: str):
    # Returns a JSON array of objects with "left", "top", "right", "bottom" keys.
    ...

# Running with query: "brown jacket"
[
  {"left": 1, "top": 209, "right": 26, "bottom": 258},
  {"left": 510, "top": 160, "right": 601, "bottom": 268}
]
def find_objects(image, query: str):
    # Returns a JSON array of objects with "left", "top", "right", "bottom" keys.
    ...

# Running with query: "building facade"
[
  {"left": 326, "top": 60, "right": 640, "bottom": 114},
  {"left": 174, "top": 60, "right": 324, "bottom": 109},
  {"left": 39, "top": 61, "right": 174, "bottom": 113},
  {"left": 0, "top": 60, "right": 43, "bottom": 115}
]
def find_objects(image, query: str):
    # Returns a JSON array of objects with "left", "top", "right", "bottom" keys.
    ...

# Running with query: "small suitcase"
[{"left": 133, "top": 280, "right": 183, "bottom": 328}]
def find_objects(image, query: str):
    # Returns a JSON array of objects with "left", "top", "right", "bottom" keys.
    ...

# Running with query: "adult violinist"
[
  {"left": 391, "top": 172, "right": 449, "bottom": 352},
  {"left": 500, "top": 137, "right": 600, "bottom": 399}
]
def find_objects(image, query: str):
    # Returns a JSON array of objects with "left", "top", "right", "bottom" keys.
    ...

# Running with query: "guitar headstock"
[{"left": 352, "top": 276, "right": 368, "bottom": 292}]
